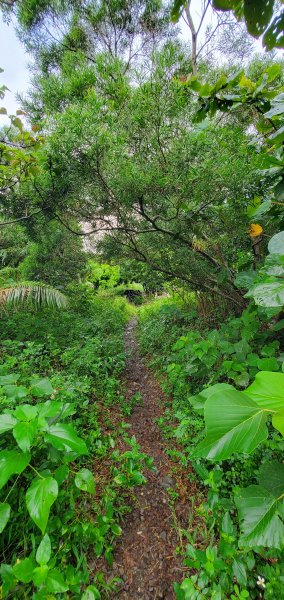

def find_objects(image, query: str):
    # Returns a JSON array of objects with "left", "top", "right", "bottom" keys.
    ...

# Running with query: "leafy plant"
[
  {"left": 245, "top": 231, "right": 284, "bottom": 309},
  {"left": 0, "top": 294, "right": 145, "bottom": 598},
  {"left": 0, "top": 281, "right": 67, "bottom": 310}
]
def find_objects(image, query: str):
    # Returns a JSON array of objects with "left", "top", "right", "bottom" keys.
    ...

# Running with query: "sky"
[{"left": 0, "top": 19, "right": 31, "bottom": 115}]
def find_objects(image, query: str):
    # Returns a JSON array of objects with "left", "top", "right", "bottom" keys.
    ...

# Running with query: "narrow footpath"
[{"left": 108, "top": 318, "right": 186, "bottom": 599}]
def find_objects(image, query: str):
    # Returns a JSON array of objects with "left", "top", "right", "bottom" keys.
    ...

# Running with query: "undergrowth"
[
  {"left": 0, "top": 290, "right": 151, "bottom": 599},
  {"left": 138, "top": 296, "right": 284, "bottom": 599}
]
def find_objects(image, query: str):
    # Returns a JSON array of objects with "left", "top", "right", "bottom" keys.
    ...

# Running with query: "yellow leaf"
[
  {"left": 248, "top": 223, "right": 263, "bottom": 237},
  {"left": 192, "top": 236, "right": 206, "bottom": 251},
  {"left": 239, "top": 76, "right": 256, "bottom": 92}
]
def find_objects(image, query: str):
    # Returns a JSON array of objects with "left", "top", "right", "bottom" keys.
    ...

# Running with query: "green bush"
[
  {"left": 0, "top": 291, "right": 148, "bottom": 598},
  {"left": 138, "top": 294, "right": 284, "bottom": 599}
]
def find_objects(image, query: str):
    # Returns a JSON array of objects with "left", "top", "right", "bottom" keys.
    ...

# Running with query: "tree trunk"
[{"left": 185, "top": 2, "right": 197, "bottom": 75}]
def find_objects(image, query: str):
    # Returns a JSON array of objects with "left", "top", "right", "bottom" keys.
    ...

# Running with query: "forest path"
[{"left": 108, "top": 317, "right": 186, "bottom": 599}]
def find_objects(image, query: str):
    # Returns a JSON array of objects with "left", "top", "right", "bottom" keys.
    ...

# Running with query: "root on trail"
[{"left": 106, "top": 317, "right": 187, "bottom": 599}]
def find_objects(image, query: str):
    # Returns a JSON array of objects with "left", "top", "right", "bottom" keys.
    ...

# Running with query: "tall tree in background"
[
  {"left": 0, "top": 0, "right": 282, "bottom": 300},
  {"left": 171, "top": 0, "right": 284, "bottom": 74}
]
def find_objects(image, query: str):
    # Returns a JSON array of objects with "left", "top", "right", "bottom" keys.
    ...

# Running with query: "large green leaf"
[
  {"left": 192, "top": 389, "right": 268, "bottom": 460},
  {"left": 14, "top": 404, "right": 38, "bottom": 420},
  {"left": 81, "top": 586, "right": 101, "bottom": 600},
  {"left": 235, "top": 485, "right": 284, "bottom": 548},
  {"left": 0, "top": 564, "right": 15, "bottom": 598},
  {"left": 32, "top": 565, "right": 49, "bottom": 586},
  {"left": 30, "top": 378, "right": 53, "bottom": 398},
  {"left": 263, "top": 12, "right": 284, "bottom": 50},
  {"left": 213, "top": 0, "right": 239, "bottom": 9},
  {"left": 26, "top": 477, "right": 58, "bottom": 533},
  {"left": 0, "top": 374, "right": 20, "bottom": 385},
  {"left": 244, "top": 0, "right": 274, "bottom": 37},
  {"left": 13, "top": 557, "right": 35, "bottom": 583},
  {"left": 0, "top": 503, "right": 10, "bottom": 533},
  {"left": 13, "top": 421, "right": 38, "bottom": 452},
  {"left": 234, "top": 270, "right": 256, "bottom": 289},
  {"left": 256, "top": 357, "right": 279, "bottom": 371},
  {"left": 0, "top": 450, "right": 30, "bottom": 489},
  {"left": 265, "top": 94, "right": 284, "bottom": 119},
  {"left": 75, "top": 468, "right": 95, "bottom": 494},
  {"left": 0, "top": 413, "right": 17, "bottom": 434},
  {"left": 232, "top": 557, "right": 247, "bottom": 587},
  {"left": 249, "top": 282, "right": 284, "bottom": 307},
  {"left": 268, "top": 231, "right": 284, "bottom": 254},
  {"left": 269, "top": 126, "right": 284, "bottom": 146},
  {"left": 36, "top": 534, "right": 51, "bottom": 566},
  {"left": 264, "top": 254, "right": 284, "bottom": 276},
  {"left": 45, "top": 424, "right": 88, "bottom": 455},
  {"left": 3, "top": 385, "right": 28, "bottom": 402},
  {"left": 37, "top": 401, "right": 74, "bottom": 419},
  {"left": 259, "top": 461, "right": 284, "bottom": 497},
  {"left": 245, "top": 371, "right": 284, "bottom": 410},
  {"left": 189, "top": 383, "right": 234, "bottom": 413},
  {"left": 272, "top": 408, "right": 284, "bottom": 435},
  {"left": 45, "top": 569, "right": 69, "bottom": 593}
]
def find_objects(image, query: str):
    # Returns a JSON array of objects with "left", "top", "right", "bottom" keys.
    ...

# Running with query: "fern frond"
[{"left": 0, "top": 282, "right": 68, "bottom": 310}]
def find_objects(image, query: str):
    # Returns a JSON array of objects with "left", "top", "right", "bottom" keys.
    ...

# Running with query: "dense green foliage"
[
  {"left": 138, "top": 292, "right": 284, "bottom": 598},
  {"left": 0, "top": 294, "right": 154, "bottom": 598},
  {"left": 0, "top": 0, "right": 284, "bottom": 598}
]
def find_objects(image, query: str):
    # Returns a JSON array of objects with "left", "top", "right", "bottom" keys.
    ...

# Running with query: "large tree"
[
  {"left": 0, "top": 1, "right": 282, "bottom": 303},
  {"left": 6, "top": 42, "right": 272, "bottom": 304}
]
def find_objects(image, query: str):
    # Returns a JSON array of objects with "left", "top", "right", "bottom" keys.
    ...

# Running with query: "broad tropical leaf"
[
  {"left": 232, "top": 557, "right": 247, "bottom": 587},
  {"left": 0, "top": 374, "right": 20, "bottom": 385},
  {"left": 0, "top": 450, "right": 30, "bottom": 489},
  {"left": 272, "top": 408, "right": 284, "bottom": 435},
  {"left": 14, "top": 405, "right": 38, "bottom": 420},
  {"left": 235, "top": 485, "right": 284, "bottom": 548},
  {"left": 244, "top": 0, "right": 274, "bottom": 37},
  {"left": 13, "top": 421, "right": 38, "bottom": 452},
  {"left": 13, "top": 557, "right": 35, "bottom": 583},
  {"left": 259, "top": 461, "right": 284, "bottom": 497},
  {"left": 26, "top": 476, "right": 58, "bottom": 533},
  {"left": 45, "top": 569, "right": 69, "bottom": 593},
  {"left": 30, "top": 378, "right": 53, "bottom": 397},
  {"left": 192, "top": 389, "right": 268, "bottom": 460},
  {"left": 264, "top": 13, "right": 284, "bottom": 49},
  {"left": 3, "top": 385, "right": 28, "bottom": 401},
  {"left": 45, "top": 424, "right": 88, "bottom": 455},
  {"left": 0, "top": 413, "right": 17, "bottom": 434},
  {"left": 268, "top": 230, "right": 284, "bottom": 254},
  {"left": 81, "top": 586, "right": 101, "bottom": 600},
  {"left": 245, "top": 371, "right": 284, "bottom": 410},
  {"left": 247, "top": 282, "right": 284, "bottom": 307},
  {"left": 36, "top": 534, "right": 51, "bottom": 566},
  {"left": 189, "top": 383, "right": 234, "bottom": 413},
  {"left": 75, "top": 468, "right": 95, "bottom": 494}
]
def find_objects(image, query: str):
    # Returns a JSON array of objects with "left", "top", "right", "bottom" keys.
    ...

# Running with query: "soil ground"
[{"left": 106, "top": 317, "right": 192, "bottom": 600}]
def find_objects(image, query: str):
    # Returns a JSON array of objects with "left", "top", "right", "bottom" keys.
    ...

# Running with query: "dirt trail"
[{"left": 108, "top": 317, "right": 185, "bottom": 599}]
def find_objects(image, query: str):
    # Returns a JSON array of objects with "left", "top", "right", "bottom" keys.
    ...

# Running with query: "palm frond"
[{"left": 0, "top": 282, "right": 68, "bottom": 310}]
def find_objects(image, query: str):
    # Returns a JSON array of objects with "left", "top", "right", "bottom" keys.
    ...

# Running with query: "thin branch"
[
  {"left": 0, "top": 209, "right": 42, "bottom": 226},
  {"left": 196, "top": 0, "right": 210, "bottom": 36}
]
